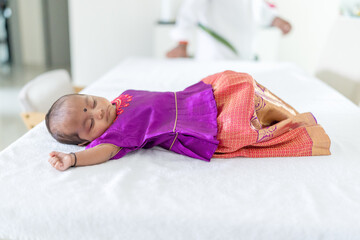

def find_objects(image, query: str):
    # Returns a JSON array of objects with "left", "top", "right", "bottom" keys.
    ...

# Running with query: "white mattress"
[{"left": 1, "top": 58, "right": 360, "bottom": 240}]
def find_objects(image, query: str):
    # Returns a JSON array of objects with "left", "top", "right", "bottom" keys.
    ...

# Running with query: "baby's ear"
[{"left": 78, "top": 141, "right": 90, "bottom": 146}]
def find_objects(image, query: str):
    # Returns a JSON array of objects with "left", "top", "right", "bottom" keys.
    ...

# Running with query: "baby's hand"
[{"left": 48, "top": 151, "right": 73, "bottom": 171}]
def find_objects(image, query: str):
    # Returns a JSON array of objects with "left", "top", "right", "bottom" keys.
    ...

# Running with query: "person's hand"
[
  {"left": 166, "top": 43, "right": 189, "bottom": 58},
  {"left": 48, "top": 151, "right": 73, "bottom": 171},
  {"left": 271, "top": 17, "right": 292, "bottom": 35}
]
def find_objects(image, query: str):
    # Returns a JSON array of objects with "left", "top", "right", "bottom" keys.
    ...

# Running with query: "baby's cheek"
[
  {"left": 95, "top": 124, "right": 109, "bottom": 138},
  {"left": 95, "top": 130, "right": 104, "bottom": 139}
]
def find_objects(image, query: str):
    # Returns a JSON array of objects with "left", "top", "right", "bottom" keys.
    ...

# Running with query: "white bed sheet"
[{"left": 1, "top": 58, "right": 360, "bottom": 240}]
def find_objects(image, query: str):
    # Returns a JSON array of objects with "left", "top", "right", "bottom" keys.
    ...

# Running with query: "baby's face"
[{"left": 59, "top": 94, "right": 117, "bottom": 144}]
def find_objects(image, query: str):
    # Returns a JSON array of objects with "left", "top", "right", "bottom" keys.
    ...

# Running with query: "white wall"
[
  {"left": 17, "top": 0, "right": 46, "bottom": 66},
  {"left": 276, "top": 0, "right": 340, "bottom": 74},
  {"left": 68, "top": 0, "right": 161, "bottom": 86},
  {"left": 69, "top": 0, "right": 341, "bottom": 85}
]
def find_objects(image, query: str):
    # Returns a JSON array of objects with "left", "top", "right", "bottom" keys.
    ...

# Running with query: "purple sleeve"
[{"left": 85, "top": 129, "right": 138, "bottom": 160}]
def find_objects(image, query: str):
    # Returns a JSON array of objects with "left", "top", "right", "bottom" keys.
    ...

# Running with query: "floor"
[{"left": 0, "top": 64, "right": 49, "bottom": 151}]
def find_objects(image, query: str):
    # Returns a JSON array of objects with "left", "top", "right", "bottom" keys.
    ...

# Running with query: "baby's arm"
[{"left": 48, "top": 144, "right": 120, "bottom": 171}]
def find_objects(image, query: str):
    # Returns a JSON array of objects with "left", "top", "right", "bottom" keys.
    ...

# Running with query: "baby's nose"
[{"left": 95, "top": 108, "right": 104, "bottom": 119}]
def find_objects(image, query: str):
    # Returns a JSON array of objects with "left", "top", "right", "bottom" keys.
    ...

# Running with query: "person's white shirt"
[{"left": 170, "top": 0, "right": 277, "bottom": 60}]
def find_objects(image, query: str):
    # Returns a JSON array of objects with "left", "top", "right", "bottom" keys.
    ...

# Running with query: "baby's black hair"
[{"left": 45, "top": 94, "right": 89, "bottom": 145}]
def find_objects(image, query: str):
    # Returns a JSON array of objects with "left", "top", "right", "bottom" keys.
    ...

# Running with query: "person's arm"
[
  {"left": 48, "top": 144, "right": 120, "bottom": 171},
  {"left": 271, "top": 17, "right": 291, "bottom": 35},
  {"left": 257, "top": 0, "right": 291, "bottom": 35},
  {"left": 166, "top": 41, "right": 189, "bottom": 58}
]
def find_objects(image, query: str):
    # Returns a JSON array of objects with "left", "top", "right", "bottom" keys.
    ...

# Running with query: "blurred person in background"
[{"left": 166, "top": 0, "right": 291, "bottom": 60}]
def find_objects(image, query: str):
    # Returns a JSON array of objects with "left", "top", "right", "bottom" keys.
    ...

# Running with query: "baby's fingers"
[
  {"left": 48, "top": 156, "right": 55, "bottom": 165},
  {"left": 48, "top": 152, "right": 70, "bottom": 171},
  {"left": 54, "top": 161, "right": 64, "bottom": 171},
  {"left": 49, "top": 151, "right": 61, "bottom": 157},
  {"left": 48, "top": 156, "right": 59, "bottom": 167}
]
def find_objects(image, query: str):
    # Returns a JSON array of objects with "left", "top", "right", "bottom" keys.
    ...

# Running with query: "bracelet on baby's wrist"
[{"left": 70, "top": 152, "right": 77, "bottom": 167}]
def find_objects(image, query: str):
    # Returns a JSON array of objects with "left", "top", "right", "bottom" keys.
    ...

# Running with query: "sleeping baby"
[{"left": 46, "top": 71, "right": 331, "bottom": 171}]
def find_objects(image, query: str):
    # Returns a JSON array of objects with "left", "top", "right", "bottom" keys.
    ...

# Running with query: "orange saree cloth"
[{"left": 202, "top": 71, "right": 331, "bottom": 158}]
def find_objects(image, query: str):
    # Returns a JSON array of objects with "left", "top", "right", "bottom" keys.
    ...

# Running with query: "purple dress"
[{"left": 86, "top": 81, "right": 219, "bottom": 161}]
